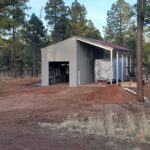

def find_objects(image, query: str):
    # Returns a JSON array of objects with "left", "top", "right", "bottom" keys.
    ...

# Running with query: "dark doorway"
[{"left": 49, "top": 61, "right": 69, "bottom": 85}]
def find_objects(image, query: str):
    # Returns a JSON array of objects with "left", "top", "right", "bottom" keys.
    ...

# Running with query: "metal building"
[{"left": 41, "top": 36, "right": 131, "bottom": 87}]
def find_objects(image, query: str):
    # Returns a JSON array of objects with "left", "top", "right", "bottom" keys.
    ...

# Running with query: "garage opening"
[{"left": 49, "top": 61, "right": 69, "bottom": 85}]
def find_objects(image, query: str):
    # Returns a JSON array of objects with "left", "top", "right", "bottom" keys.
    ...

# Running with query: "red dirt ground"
[
  {"left": 0, "top": 78, "right": 149, "bottom": 125},
  {"left": 87, "top": 85, "right": 137, "bottom": 104},
  {"left": 0, "top": 78, "right": 150, "bottom": 150}
]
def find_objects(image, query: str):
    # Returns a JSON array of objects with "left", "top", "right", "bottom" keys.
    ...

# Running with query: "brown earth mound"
[{"left": 87, "top": 85, "right": 137, "bottom": 104}]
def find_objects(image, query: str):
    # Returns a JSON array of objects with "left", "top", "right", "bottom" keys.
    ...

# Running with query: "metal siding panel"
[
  {"left": 77, "top": 42, "right": 95, "bottom": 85},
  {"left": 41, "top": 50, "right": 49, "bottom": 86}
]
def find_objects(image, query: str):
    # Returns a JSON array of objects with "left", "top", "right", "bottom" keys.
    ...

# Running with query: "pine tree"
[
  {"left": 45, "top": 0, "right": 68, "bottom": 43},
  {"left": 68, "top": 0, "right": 87, "bottom": 36},
  {"left": 68, "top": 0, "right": 102, "bottom": 39},
  {"left": 23, "top": 13, "right": 47, "bottom": 77},
  {"left": 0, "top": 0, "right": 29, "bottom": 77},
  {"left": 84, "top": 20, "right": 102, "bottom": 39},
  {"left": 104, "top": 0, "right": 133, "bottom": 45}
]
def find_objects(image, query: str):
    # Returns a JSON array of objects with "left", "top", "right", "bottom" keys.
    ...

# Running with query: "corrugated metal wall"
[
  {"left": 113, "top": 56, "right": 127, "bottom": 81},
  {"left": 77, "top": 42, "right": 104, "bottom": 85}
]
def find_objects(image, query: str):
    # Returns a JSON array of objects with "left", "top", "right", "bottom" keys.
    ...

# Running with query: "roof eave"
[{"left": 76, "top": 37, "right": 113, "bottom": 51}]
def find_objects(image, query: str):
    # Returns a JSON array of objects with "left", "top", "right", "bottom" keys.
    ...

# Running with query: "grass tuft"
[{"left": 38, "top": 110, "right": 150, "bottom": 144}]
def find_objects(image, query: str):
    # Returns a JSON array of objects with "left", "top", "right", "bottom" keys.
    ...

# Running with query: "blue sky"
[{"left": 27, "top": 0, "right": 136, "bottom": 37}]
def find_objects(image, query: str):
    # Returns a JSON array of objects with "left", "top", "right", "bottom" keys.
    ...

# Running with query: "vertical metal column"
[
  {"left": 116, "top": 50, "right": 119, "bottom": 84},
  {"left": 130, "top": 54, "right": 132, "bottom": 72},
  {"left": 122, "top": 52, "right": 124, "bottom": 82},
  {"left": 110, "top": 49, "right": 113, "bottom": 84},
  {"left": 126, "top": 52, "right": 128, "bottom": 77}
]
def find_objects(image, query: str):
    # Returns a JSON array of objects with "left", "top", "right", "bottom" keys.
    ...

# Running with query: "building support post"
[
  {"left": 130, "top": 54, "right": 132, "bottom": 72},
  {"left": 122, "top": 52, "right": 124, "bottom": 82},
  {"left": 126, "top": 52, "right": 128, "bottom": 78},
  {"left": 110, "top": 49, "right": 113, "bottom": 84},
  {"left": 116, "top": 50, "right": 119, "bottom": 84}
]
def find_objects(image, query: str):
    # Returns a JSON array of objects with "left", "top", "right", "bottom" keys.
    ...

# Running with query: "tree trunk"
[
  {"left": 119, "top": 7, "right": 123, "bottom": 45},
  {"left": 10, "top": 46, "right": 13, "bottom": 77},
  {"left": 12, "top": 4, "right": 17, "bottom": 78},
  {"left": 12, "top": 23, "right": 17, "bottom": 78},
  {"left": 136, "top": 0, "right": 144, "bottom": 102}
]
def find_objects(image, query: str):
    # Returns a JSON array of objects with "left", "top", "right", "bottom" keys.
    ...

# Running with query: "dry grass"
[{"left": 38, "top": 110, "right": 150, "bottom": 144}]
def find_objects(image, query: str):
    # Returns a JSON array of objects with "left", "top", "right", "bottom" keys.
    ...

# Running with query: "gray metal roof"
[
  {"left": 41, "top": 36, "right": 130, "bottom": 52},
  {"left": 76, "top": 37, "right": 130, "bottom": 51}
]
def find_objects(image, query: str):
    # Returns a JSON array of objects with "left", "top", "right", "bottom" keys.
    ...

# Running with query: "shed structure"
[{"left": 41, "top": 36, "right": 131, "bottom": 87}]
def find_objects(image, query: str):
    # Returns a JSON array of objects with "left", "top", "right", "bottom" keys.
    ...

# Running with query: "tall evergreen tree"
[
  {"left": 0, "top": 0, "right": 29, "bottom": 77},
  {"left": 104, "top": 0, "right": 133, "bottom": 45},
  {"left": 68, "top": 0, "right": 87, "bottom": 36},
  {"left": 68, "top": 0, "right": 102, "bottom": 39},
  {"left": 45, "top": 0, "right": 68, "bottom": 43},
  {"left": 83, "top": 20, "right": 102, "bottom": 39},
  {"left": 45, "top": 0, "right": 102, "bottom": 42},
  {"left": 23, "top": 13, "right": 47, "bottom": 77}
]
